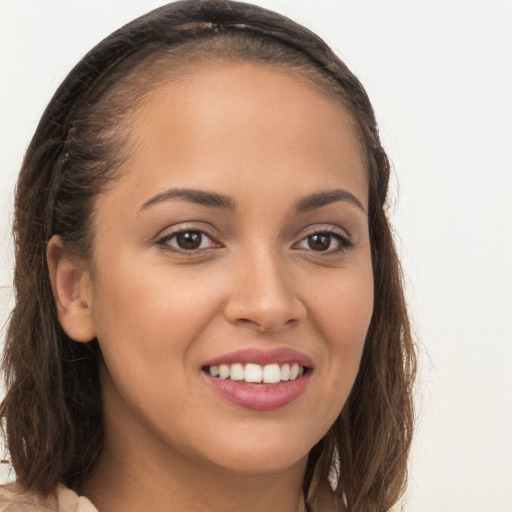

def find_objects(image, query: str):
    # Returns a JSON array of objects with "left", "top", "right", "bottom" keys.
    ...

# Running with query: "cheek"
[
  {"left": 92, "top": 246, "right": 221, "bottom": 327},
  {"left": 88, "top": 255, "right": 226, "bottom": 379},
  {"left": 296, "top": 271, "right": 373, "bottom": 438},
  {"left": 88, "top": 267, "right": 223, "bottom": 424},
  {"left": 311, "top": 260, "right": 374, "bottom": 344},
  {"left": 306, "top": 262, "right": 374, "bottom": 402}
]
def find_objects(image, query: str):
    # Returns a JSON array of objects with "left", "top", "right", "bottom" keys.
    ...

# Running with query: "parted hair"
[{"left": 0, "top": 1, "right": 416, "bottom": 511}]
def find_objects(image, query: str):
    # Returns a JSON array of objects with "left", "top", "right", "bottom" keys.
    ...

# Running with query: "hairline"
[{"left": 90, "top": 42, "right": 371, "bottom": 202}]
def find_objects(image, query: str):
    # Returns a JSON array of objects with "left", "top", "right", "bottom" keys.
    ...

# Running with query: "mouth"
[{"left": 202, "top": 348, "right": 312, "bottom": 411}]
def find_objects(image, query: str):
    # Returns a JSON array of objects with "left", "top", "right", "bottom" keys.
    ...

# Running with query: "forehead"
[{"left": 112, "top": 61, "right": 367, "bottom": 208}]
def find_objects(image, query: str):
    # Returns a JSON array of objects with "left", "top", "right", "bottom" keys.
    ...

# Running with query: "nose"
[{"left": 223, "top": 247, "right": 307, "bottom": 332}]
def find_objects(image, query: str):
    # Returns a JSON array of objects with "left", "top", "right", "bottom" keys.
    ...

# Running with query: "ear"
[{"left": 47, "top": 235, "right": 96, "bottom": 343}]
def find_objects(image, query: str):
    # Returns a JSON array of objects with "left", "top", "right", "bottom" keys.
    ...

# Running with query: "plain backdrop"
[{"left": 1, "top": 1, "right": 511, "bottom": 511}]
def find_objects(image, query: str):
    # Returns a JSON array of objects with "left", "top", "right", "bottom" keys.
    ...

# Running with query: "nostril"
[{"left": 240, "top": 317, "right": 299, "bottom": 332}]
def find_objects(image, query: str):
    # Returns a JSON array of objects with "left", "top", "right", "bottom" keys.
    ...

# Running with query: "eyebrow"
[
  {"left": 140, "top": 188, "right": 237, "bottom": 211},
  {"left": 294, "top": 189, "right": 366, "bottom": 214},
  {"left": 139, "top": 187, "right": 365, "bottom": 215}
]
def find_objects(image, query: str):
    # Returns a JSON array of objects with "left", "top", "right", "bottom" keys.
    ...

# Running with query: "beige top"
[
  {"left": 1, "top": 482, "right": 399, "bottom": 511},
  {"left": 0, "top": 482, "right": 98, "bottom": 512}
]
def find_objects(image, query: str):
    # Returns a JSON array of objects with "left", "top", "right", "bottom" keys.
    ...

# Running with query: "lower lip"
[{"left": 203, "top": 372, "right": 310, "bottom": 411}]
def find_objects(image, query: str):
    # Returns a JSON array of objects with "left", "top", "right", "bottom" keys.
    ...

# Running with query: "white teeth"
[
  {"left": 230, "top": 363, "right": 244, "bottom": 381},
  {"left": 289, "top": 363, "right": 300, "bottom": 381},
  {"left": 208, "top": 362, "right": 306, "bottom": 383},
  {"left": 263, "top": 364, "right": 281, "bottom": 384},
  {"left": 218, "top": 364, "right": 230, "bottom": 379},
  {"left": 244, "top": 363, "right": 263, "bottom": 383}
]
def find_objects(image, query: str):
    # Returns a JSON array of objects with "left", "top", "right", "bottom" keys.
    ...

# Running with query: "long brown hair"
[{"left": 1, "top": 1, "right": 416, "bottom": 511}]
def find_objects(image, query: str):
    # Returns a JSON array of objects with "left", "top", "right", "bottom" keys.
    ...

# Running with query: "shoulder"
[
  {"left": 0, "top": 482, "right": 58, "bottom": 511},
  {"left": 0, "top": 483, "right": 97, "bottom": 512},
  {"left": 0, "top": 482, "right": 97, "bottom": 512}
]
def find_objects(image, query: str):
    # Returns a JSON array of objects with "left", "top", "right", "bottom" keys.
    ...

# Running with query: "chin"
[
  {"left": 196, "top": 427, "right": 316, "bottom": 475},
  {"left": 213, "top": 450, "right": 308, "bottom": 476}
]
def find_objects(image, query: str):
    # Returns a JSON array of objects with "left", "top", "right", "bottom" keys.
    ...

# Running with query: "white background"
[{"left": 1, "top": 1, "right": 511, "bottom": 510}]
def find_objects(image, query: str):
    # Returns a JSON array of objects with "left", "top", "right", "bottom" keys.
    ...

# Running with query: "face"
[{"left": 79, "top": 63, "right": 373, "bottom": 476}]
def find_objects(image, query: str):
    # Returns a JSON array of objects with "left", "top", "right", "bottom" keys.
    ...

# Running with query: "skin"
[{"left": 48, "top": 62, "right": 373, "bottom": 512}]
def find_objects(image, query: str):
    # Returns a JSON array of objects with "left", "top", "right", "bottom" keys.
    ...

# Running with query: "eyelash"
[
  {"left": 293, "top": 226, "right": 354, "bottom": 254},
  {"left": 156, "top": 227, "right": 220, "bottom": 253},
  {"left": 156, "top": 226, "right": 354, "bottom": 255}
]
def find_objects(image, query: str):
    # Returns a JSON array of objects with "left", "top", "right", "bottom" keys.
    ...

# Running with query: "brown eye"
[
  {"left": 159, "top": 230, "right": 218, "bottom": 252},
  {"left": 294, "top": 230, "right": 352, "bottom": 253},
  {"left": 176, "top": 231, "right": 203, "bottom": 250},
  {"left": 307, "top": 234, "right": 332, "bottom": 251}
]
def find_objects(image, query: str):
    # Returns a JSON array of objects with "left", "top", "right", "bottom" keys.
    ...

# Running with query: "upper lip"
[{"left": 202, "top": 347, "right": 313, "bottom": 369}]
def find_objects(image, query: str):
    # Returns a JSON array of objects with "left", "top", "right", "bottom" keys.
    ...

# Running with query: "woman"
[{"left": 0, "top": 1, "right": 415, "bottom": 511}]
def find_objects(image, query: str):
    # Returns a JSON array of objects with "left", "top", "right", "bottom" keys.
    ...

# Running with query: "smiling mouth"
[{"left": 203, "top": 363, "right": 308, "bottom": 385}]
